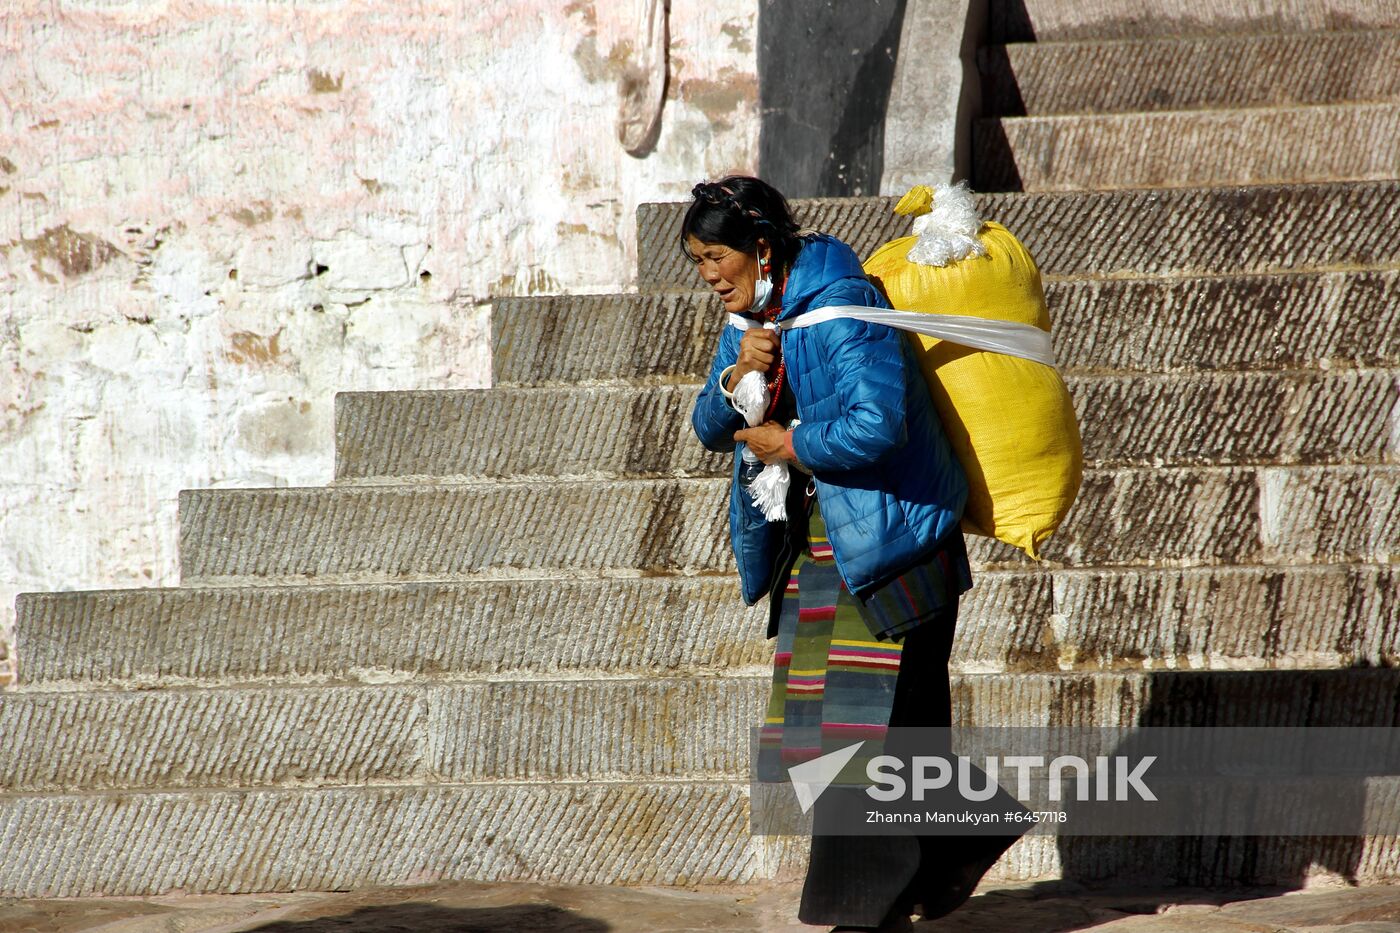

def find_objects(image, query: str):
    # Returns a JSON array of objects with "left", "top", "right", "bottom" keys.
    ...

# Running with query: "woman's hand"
[
  {"left": 734, "top": 421, "right": 793, "bottom": 464},
  {"left": 725, "top": 328, "right": 781, "bottom": 392}
]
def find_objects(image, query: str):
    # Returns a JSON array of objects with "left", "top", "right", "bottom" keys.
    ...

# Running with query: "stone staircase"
[{"left": 4, "top": 3, "right": 1399, "bottom": 898}]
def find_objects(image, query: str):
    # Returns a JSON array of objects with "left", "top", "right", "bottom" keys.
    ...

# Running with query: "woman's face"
[{"left": 686, "top": 235, "right": 771, "bottom": 314}]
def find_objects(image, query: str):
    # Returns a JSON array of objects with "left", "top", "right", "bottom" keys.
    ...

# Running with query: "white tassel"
[
  {"left": 750, "top": 463, "right": 791, "bottom": 521},
  {"left": 730, "top": 370, "right": 790, "bottom": 522},
  {"left": 907, "top": 181, "right": 987, "bottom": 267},
  {"left": 733, "top": 370, "right": 769, "bottom": 427}
]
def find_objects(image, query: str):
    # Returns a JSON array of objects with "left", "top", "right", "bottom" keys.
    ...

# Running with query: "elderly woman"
[{"left": 685, "top": 176, "right": 1018, "bottom": 932}]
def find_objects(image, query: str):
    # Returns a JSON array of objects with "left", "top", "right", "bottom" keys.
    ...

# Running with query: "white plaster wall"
[{"left": 0, "top": 1, "right": 760, "bottom": 683}]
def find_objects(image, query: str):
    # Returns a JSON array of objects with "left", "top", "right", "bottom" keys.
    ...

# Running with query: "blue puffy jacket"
[{"left": 691, "top": 233, "right": 969, "bottom": 606}]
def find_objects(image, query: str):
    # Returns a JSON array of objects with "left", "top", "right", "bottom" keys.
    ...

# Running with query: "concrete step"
[
  {"left": 4, "top": 781, "right": 1398, "bottom": 896},
  {"left": 8, "top": 669, "right": 1400, "bottom": 793},
  {"left": 984, "top": 0, "right": 1400, "bottom": 43},
  {"left": 334, "top": 370, "right": 1396, "bottom": 482},
  {"left": 14, "top": 565, "right": 1398, "bottom": 689},
  {"left": 16, "top": 566, "right": 1399, "bottom": 689},
  {"left": 636, "top": 182, "right": 1400, "bottom": 287},
  {"left": 494, "top": 271, "right": 1400, "bottom": 386},
  {"left": 492, "top": 291, "right": 721, "bottom": 386},
  {"left": 0, "top": 678, "right": 761, "bottom": 792},
  {"left": 12, "top": 579, "right": 772, "bottom": 689},
  {"left": 980, "top": 31, "right": 1400, "bottom": 116},
  {"left": 176, "top": 467, "right": 1399, "bottom": 585},
  {"left": 335, "top": 385, "right": 725, "bottom": 482},
  {"left": 974, "top": 102, "right": 1400, "bottom": 192},
  {"left": 0, "top": 782, "right": 765, "bottom": 896}
]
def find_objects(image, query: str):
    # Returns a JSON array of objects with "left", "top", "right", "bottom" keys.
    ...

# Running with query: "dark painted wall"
[{"left": 757, "top": 0, "right": 908, "bottom": 198}]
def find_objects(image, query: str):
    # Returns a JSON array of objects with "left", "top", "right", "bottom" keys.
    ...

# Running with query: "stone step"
[
  {"left": 8, "top": 669, "right": 1400, "bottom": 794},
  {"left": 492, "top": 291, "right": 722, "bottom": 386},
  {"left": 4, "top": 782, "right": 1398, "bottom": 896},
  {"left": 334, "top": 370, "right": 1396, "bottom": 482},
  {"left": 974, "top": 102, "right": 1400, "bottom": 192},
  {"left": 635, "top": 182, "right": 1400, "bottom": 287},
  {"left": 0, "top": 782, "right": 764, "bottom": 896},
  {"left": 980, "top": 31, "right": 1400, "bottom": 116},
  {"left": 0, "top": 678, "right": 760, "bottom": 792},
  {"left": 14, "top": 565, "right": 1398, "bottom": 689},
  {"left": 984, "top": 1, "right": 1400, "bottom": 43},
  {"left": 176, "top": 467, "right": 1399, "bottom": 585},
  {"left": 494, "top": 270, "right": 1400, "bottom": 386},
  {"left": 12, "top": 579, "right": 772, "bottom": 689},
  {"left": 7, "top": 776, "right": 1400, "bottom": 899}
]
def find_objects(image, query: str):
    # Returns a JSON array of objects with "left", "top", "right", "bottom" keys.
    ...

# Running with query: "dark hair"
[{"left": 679, "top": 175, "right": 803, "bottom": 275}]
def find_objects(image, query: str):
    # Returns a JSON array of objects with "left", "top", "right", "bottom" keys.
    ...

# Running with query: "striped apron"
[{"left": 757, "top": 498, "right": 971, "bottom": 784}]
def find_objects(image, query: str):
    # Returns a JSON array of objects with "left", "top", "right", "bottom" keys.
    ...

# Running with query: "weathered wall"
[{"left": 0, "top": 1, "right": 760, "bottom": 682}]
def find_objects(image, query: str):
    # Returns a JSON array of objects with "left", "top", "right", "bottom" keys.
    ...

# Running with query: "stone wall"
[{"left": 0, "top": 1, "right": 761, "bottom": 683}]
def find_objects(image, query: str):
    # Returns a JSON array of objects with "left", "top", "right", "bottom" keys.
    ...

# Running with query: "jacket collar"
[{"left": 776, "top": 234, "right": 867, "bottom": 323}]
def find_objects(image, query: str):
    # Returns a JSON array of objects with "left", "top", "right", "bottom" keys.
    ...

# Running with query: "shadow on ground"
[
  {"left": 918, "top": 881, "right": 1295, "bottom": 932},
  {"left": 240, "top": 901, "right": 610, "bottom": 932}
]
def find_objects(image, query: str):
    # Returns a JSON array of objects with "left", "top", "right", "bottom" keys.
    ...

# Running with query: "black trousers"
[{"left": 797, "top": 602, "right": 1024, "bottom": 927}]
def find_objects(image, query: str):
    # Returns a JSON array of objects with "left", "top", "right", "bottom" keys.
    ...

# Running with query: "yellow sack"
[{"left": 863, "top": 184, "right": 1082, "bottom": 559}]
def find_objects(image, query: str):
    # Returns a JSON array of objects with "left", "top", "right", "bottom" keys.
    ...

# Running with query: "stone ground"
[{"left": 5, "top": 880, "right": 1400, "bottom": 933}]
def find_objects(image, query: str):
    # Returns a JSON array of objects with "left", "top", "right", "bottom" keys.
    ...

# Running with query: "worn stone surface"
[
  {"left": 1050, "top": 466, "right": 1397, "bottom": 568},
  {"left": 0, "top": 679, "right": 765, "bottom": 791},
  {"left": 492, "top": 292, "right": 725, "bottom": 386},
  {"left": 14, "top": 565, "right": 1400, "bottom": 690},
  {"left": 1219, "top": 884, "right": 1400, "bottom": 926},
  {"left": 1259, "top": 467, "right": 1400, "bottom": 563},
  {"left": 334, "top": 386, "right": 728, "bottom": 481},
  {"left": 980, "top": 31, "right": 1400, "bottom": 116},
  {"left": 176, "top": 478, "right": 735, "bottom": 584},
  {"left": 975, "top": 103, "right": 1400, "bottom": 192},
  {"left": 13, "top": 580, "right": 772, "bottom": 688},
  {"left": 5, "top": 778, "right": 1400, "bottom": 896},
  {"left": 1071, "top": 370, "right": 1397, "bottom": 467},
  {"left": 176, "top": 467, "right": 1394, "bottom": 584},
  {"left": 11, "top": 669, "right": 1400, "bottom": 793},
  {"left": 882, "top": 0, "right": 982, "bottom": 192},
  {"left": 636, "top": 182, "right": 1400, "bottom": 287},
  {"left": 0, "top": 783, "right": 763, "bottom": 896},
  {"left": 1011, "top": 834, "right": 1400, "bottom": 894},
  {"left": 1037, "top": 565, "right": 1400, "bottom": 673},
  {"left": 333, "top": 370, "right": 1395, "bottom": 481},
  {"left": 1038, "top": 469, "right": 1251, "bottom": 568},
  {"left": 1046, "top": 271, "right": 1400, "bottom": 374},
  {"left": 983, "top": 0, "right": 1400, "bottom": 42},
  {"left": 492, "top": 270, "right": 1400, "bottom": 386}
]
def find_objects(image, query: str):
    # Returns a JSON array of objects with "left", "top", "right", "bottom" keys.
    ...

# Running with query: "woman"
[{"left": 685, "top": 176, "right": 1019, "bottom": 932}]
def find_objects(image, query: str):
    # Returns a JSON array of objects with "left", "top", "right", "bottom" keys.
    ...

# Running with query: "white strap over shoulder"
[{"left": 727, "top": 307, "right": 1057, "bottom": 368}]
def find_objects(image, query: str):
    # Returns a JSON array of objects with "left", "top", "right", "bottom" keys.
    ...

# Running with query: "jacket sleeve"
[
  {"left": 789, "top": 279, "right": 909, "bottom": 472},
  {"left": 691, "top": 320, "right": 746, "bottom": 453}
]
